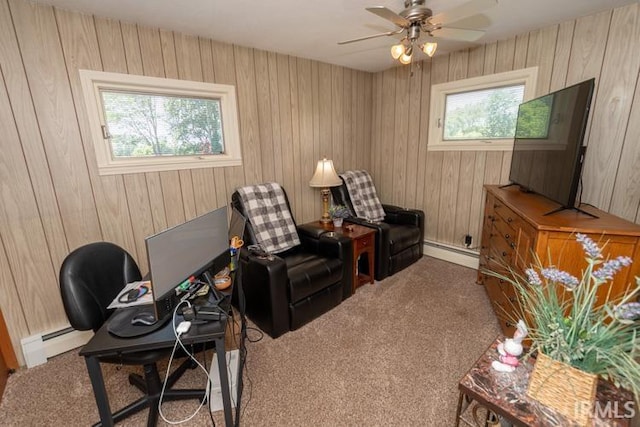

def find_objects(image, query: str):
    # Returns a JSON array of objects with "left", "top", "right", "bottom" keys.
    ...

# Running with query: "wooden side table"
[
  {"left": 456, "top": 337, "right": 634, "bottom": 427},
  {"left": 304, "top": 221, "right": 376, "bottom": 294}
]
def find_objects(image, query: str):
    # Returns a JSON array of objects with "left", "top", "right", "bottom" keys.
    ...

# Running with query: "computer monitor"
[{"left": 146, "top": 206, "right": 230, "bottom": 321}]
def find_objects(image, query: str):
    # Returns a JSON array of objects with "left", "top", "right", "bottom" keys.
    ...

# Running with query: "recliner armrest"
[
  {"left": 382, "top": 204, "right": 424, "bottom": 228},
  {"left": 237, "top": 249, "right": 289, "bottom": 338}
]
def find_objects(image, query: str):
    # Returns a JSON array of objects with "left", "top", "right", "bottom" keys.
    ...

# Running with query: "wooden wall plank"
[
  {"left": 414, "top": 62, "right": 431, "bottom": 208},
  {"left": 495, "top": 37, "right": 516, "bottom": 72},
  {"left": 0, "top": 61, "right": 63, "bottom": 333},
  {"left": 297, "top": 58, "right": 316, "bottom": 222},
  {"left": 0, "top": 241, "right": 28, "bottom": 366},
  {"left": 254, "top": 50, "right": 276, "bottom": 183},
  {"left": 234, "top": 46, "right": 263, "bottom": 192},
  {"left": 549, "top": 21, "right": 575, "bottom": 92},
  {"left": 55, "top": 9, "right": 139, "bottom": 261},
  {"left": 289, "top": 58, "right": 303, "bottom": 215},
  {"left": 611, "top": 72, "right": 640, "bottom": 221},
  {"left": 343, "top": 69, "right": 353, "bottom": 170},
  {"left": 514, "top": 34, "right": 529, "bottom": 70},
  {"left": 331, "top": 65, "right": 344, "bottom": 174},
  {"left": 0, "top": 0, "right": 68, "bottom": 270},
  {"left": 392, "top": 66, "right": 409, "bottom": 205},
  {"left": 378, "top": 68, "right": 397, "bottom": 201},
  {"left": 404, "top": 63, "right": 423, "bottom": 207},
  {"left": 10, "top": 0, "right": 102, "bottom": 250},
  {"left": 581, "top": 4, "right": 640, "bottom": 210},
  {"left": 276, "top": 54, "right": 295, "bottom": 209},
  {"left": 453, "top": 152, "right": 476, "bottom": 246},
  {"left": 566, "top": 10, "right": 612, "bottom": 85}
]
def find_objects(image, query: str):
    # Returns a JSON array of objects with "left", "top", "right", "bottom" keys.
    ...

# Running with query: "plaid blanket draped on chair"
[
  {"left": 236, "top": 182, "right": 301, "bottom": 254},
  {"left": 340, "top": 170, "right": 385, "bottom": 222}
]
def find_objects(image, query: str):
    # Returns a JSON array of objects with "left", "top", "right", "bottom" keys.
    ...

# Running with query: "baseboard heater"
[
  {"left": 422, "top": 239, "right": 480, "bottom": 270},
  {"left": 20, "top": 326, "right": 93, "bottom": 368}
]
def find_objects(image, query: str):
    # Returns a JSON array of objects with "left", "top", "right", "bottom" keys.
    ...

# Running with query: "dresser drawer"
[{"left": 493, "top": 200, "right": 526, "bottom": 231}]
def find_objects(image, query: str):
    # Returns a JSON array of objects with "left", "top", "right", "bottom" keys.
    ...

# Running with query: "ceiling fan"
[{"left": 339, "top": 0, "right": 497, "bottom": 64}]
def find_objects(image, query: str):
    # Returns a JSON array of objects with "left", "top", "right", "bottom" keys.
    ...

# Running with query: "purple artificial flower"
[
  {"left": 525, "top": 268, "right": 542, "bottom": 286},
  {"left": 541, "top": 267, "right": 579, "bottom": 290},
  {"left": 593, "top": 256, "right": 633, "bottom": 281},
  {"left": 614, "top": 302, "right": 640, "bottom": 321},
  {"left": 576, "top": 233, "right": 603, "bottom": 259}
]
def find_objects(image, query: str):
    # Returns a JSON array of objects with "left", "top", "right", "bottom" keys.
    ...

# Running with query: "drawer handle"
[
  {"left": 505, "top": 233, "right": 510, "bottom": 239},
  {"left": 499, "top": 279, "right": 504, "bottom": 284},
  {"left": 509, "top": 296, "right": 517, "bottom": 303},
  {"left": 502, "top": 251, "right": 507, "bottom": 257},
  {"left": 510, "top": 243, "right": 515, "bottom": 249},
  {"left": 507, "top": 217, "right": 513, "bottom": 223}
]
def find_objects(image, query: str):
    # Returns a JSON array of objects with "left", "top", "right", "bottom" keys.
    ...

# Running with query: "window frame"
[
  {"left": 428, "top": 67, "right": 539, "bottom": 151},
  {"left": 79, "top": 69, "right": 242, "bottom": 175}
]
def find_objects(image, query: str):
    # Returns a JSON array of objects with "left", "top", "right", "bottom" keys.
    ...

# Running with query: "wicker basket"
[{"left": 527, "top": 352, "right": 598, "bottom": 426}]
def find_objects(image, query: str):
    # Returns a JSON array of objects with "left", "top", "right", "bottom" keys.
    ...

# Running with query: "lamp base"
[{"left": 320, "top": 188, "right": 332, "bottom": 224}]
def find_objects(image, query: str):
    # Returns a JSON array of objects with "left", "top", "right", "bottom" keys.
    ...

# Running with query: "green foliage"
[
  {"left": 101, "top": 90, "right": 224, "bottom": 158},
  {"left": 328, "top": 205, "right": 350, "bottom": 219},
  {"left": 515, "top": 95, "right": 552, "bottom": 139},
  {"left": 444, "top": 86, "right": 522, "bottom": 140},
  {"left": 487, "top": 234, "right": 640, "bottom": 398}
]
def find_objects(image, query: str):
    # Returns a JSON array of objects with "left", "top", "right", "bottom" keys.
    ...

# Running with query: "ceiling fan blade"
[
  {"left": 430, "top": 27, "right": 486, "bottom": 42},
  {"left": 429, "top": 0, "right": 497, "bottom": 26},
  {"left": 366, "top": 6, "right": 410, "bottom": 28},
  {"left": 338, "top": 28, "right": 404, "bottom": 45}
]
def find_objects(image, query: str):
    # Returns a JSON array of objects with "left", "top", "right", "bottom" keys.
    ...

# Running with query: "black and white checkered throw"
[
  {"left": 340, "top": 170, "right": 385, "bottom": 222},
  {"left": 236, "top": 182, "right": 300, "bottom": 254}
]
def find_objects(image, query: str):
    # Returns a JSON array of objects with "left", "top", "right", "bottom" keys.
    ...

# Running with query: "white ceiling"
[{"left": 35, "top": 0, "right": 637, "bottom": 73}]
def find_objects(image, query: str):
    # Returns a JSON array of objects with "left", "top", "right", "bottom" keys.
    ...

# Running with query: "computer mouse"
[{"left": 131, "top": 312, "right": 157, "bottom": 326}]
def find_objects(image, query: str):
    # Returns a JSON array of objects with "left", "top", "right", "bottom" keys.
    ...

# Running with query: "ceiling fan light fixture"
[
  {"left": 391, "top": 43, "right": 405, "bottom": 59},
  {"left": 422, "top": 42, "right": 437, "bottom": 57},
  {"left": 399, "top": 48, "right": 413, "bottom": 64}
]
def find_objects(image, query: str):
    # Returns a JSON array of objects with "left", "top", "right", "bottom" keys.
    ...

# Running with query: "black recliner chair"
[
  {"left": 231, "top": 184, "right": 353, "bottom": 338},
  {"left": 59, "top": 242, "right": 204, "bottom": 427},
  {"left": 331, "top": 175, "right": 425, "bottom": 281}
]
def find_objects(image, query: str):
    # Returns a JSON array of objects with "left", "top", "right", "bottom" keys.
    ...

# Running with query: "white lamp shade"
[
  {"left": 399, "top": 52, "right": 412, "bottom": 65},
  {"left": 390, "top": 43, "right": 405, "bottom": 60},
  {"left": 309, "top": 158, "right": 342, "bottom": 187},
  {"left": 422, "top": 42, "right": 437, "bottom": 57}
]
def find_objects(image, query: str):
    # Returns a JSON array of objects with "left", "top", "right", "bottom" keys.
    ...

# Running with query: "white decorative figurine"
[{"left": 491, "top": 320, "right": 528, "bottom": 373}]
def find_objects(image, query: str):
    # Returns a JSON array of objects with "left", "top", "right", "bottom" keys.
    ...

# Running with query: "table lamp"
[{"left": 309, "top": 158, "right": 342, "bottom": 223}]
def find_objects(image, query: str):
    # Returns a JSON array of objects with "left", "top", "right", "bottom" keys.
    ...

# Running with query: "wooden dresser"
[{"left": 478, "top": 185, "right": 640, "bottom": 336}]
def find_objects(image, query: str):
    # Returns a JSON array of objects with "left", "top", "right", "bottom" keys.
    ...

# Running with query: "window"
[
  {"left": 428, "top": 67, "right": 538, "bottom": 151},
  {"left": 79, "top": 70, "right": 242, "bottom": 175}
]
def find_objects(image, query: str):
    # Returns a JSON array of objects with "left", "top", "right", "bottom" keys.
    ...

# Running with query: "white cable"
[{"left": 158, "top": 300, "right": 211, "bottom": 425}]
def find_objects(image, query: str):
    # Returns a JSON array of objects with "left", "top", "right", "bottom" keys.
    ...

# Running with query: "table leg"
[
  {"left": 85, "top": 356, "right": 114, "bottom": 427},
  {"left": 215, "top": 336, "right": 233, "bottom": 427},
  {"left": 367, "top": 250, "right": 374, "bottom": 284},
  {"left": 454, "top": 391, "right": 465, "bottom": 427}
]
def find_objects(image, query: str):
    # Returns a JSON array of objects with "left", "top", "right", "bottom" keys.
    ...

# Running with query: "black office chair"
[{"left": 59, "top": 242, "right": 204, "bottom": 427}]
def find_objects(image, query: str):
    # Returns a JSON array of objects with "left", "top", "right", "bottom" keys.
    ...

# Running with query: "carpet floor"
[{"left": 0, "top": 256, "right": 500, "bottom": 426}]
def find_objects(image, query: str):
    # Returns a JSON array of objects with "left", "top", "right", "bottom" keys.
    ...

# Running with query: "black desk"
[{"left": 80, "top": 307, "right": 234, "bottom": 427}]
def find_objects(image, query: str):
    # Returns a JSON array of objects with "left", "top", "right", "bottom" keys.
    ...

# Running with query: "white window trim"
[
  {"left": 428, "top": 67, "right": 539, "bottom": 152},
  {"left": 79, "top": 69, "right": 242, "bottom": 175}
]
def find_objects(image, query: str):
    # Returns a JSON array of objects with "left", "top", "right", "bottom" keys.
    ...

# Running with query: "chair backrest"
[
  {"left": 232, "top": 183, "right": 300, "bottom": 254},
  {"left": 59, "top": 242, "right": 141, "bottom": 332},
  {"left": 330, "top": 177, "right": 357, "bottom": 217}
]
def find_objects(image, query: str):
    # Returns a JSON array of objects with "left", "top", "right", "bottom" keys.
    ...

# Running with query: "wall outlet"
[{"left": 464, "top": 235, "right": 472, "bottom": 247}]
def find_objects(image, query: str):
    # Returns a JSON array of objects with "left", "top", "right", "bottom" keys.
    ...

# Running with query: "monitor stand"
[
  {"left": 543, "top": 205, "right": 599, "bottom": 219},
  {"left": 107, "top": 305, "right": 170, "bottom": 338}
]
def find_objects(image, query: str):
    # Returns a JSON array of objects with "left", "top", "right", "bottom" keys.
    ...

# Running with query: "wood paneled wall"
[
  {"left": 0, "top": 0, "right": 372, "bottom": 364},
  {"left": 370, "top": 3, "right": 640, "bottom": 249}
]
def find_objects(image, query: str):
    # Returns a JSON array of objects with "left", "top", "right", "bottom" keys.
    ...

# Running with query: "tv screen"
[
  {"left": 146, "top": 206, "right": 230, "bottom": 320},
  {"left": 508, "top": 78, "right": 595, "bottom": 209}
]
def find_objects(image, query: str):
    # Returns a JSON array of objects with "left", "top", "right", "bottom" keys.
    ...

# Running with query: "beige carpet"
[{"left": 0, "top": 256, "right": 500, "bottom": 426}]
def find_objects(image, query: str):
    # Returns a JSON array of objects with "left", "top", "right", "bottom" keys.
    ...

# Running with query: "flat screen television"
[
  {"left": 508, "top": 78, "right": 595, "bottom": 215},
  {"left": 146, "top": 206, "right": 230, "bottom": 321}
]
